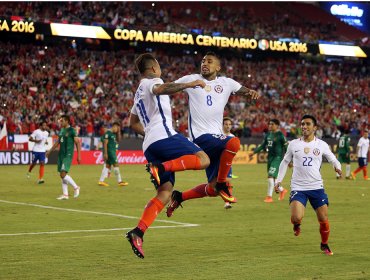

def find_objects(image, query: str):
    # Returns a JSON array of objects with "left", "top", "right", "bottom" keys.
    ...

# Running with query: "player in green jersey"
[
  {"left": 249, "top": 119, "right": 289, "bottom": 203},
  {"left": 337, "top": 130, "right": 351, "bottom": 179},
  {"left": 46, "top": 115, "right": 81, "bottom": 200},
  {"left": 98, "top": 122, "right": 129, "bottom": 187}
]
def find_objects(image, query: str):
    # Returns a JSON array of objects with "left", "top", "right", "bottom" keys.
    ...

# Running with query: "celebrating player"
[
  {"left": 27, "top": 121, "right": 49, "bottom": 184},
  {"left": 166, "top": 51, "right": 259, "bottom": 217},
  {"left": 46, "top": 115, "right": 81, "bottom": 200},
  {"left": 98, "top": 122, "right": 128, "bottom": 187},
  {"left": 351, "top": 129, "right": 369, "bottom": 180},
  {"left": 274, "top": 115, "right": 341, "bottom": 256},
  {"left": 125, "top": 53, "right": 210, "bottom": 259},
  {"left": 249, "top": 119, "right": 289, "bottom": 202}
]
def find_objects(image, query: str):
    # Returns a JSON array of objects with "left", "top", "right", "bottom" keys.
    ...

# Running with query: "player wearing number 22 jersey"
[
  {"left": 275, "top": 115, "right": 341, "bottom": 256},
  {"left": 166, "top": 51, "right": 260, "bottom": 217}
]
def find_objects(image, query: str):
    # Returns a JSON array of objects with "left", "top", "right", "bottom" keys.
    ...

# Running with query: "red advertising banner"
[{"left": 71, "top": 150, "right": 147, "bottom": 165}]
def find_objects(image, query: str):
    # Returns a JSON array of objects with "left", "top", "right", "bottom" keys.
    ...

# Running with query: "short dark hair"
[
  {"left": 270, "top": 119, "right": 280, "bottom": 126},
  {"left": 135, "top": 53, "right": 156, "bottom": 74},
  {"left": 205, "top": 51, "right": 220, "bottom": 60},
  {"left": 301, "top": 115, "right": 317, "bottom": 126},
  {"left": 60, "top": 115, "right": 70, "bottom": 124},
  {"left": 112, "top": 122, "right": 120, "bottom": 127},
  {"left": 223, "top": 117, "right": 232, "bottom": 124}
]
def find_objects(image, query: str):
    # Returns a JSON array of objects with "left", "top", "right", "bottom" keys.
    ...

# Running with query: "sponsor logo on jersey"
[
  {"left": 214, "top": 85, "right": 223, "bottom": 93},
  {"left": 313, "top": 148, "right": 320, "bottom": 156}
]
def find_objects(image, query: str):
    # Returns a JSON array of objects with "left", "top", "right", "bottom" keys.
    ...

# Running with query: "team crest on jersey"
[
  {"left": 304, "top": 147, "right": 310, "bottom": 154},
  {"left": 204, "top": 85, "right": 211, "bottom": 92},
  {"left": 214, "top": 85, "right": 223, "bottom": 93},
  {"left": 313, "top": 148, "right": 320, "bottom": 156}
]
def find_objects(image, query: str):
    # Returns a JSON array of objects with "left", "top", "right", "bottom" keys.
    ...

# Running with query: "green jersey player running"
[{"left": 249, "top": 119, "right": 288, "bottom": 202}]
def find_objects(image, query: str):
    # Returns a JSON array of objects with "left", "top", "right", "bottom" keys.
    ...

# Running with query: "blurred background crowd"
[{"left": 0, "top": 1, "right": 368, "bottom": 140}]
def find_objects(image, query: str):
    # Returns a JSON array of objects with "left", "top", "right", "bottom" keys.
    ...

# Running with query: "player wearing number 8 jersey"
[
  {"left": 125, "top": 53, "right": 210, "bottom": 259},
  {"left": 274, "top": 115, "right": 341, "bottom": 256},
  {"left": 166, "top": 52, "right": 259, "bottom": 216}
]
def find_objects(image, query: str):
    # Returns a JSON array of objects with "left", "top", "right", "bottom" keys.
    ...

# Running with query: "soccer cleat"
[
  {"left": 224, "top": 202, "right": 232, "bottom": 209},
  {"left": 98, "top": 181, "right": 109, "bottom": 187},
  {"left": 216, "top": 182, "right": 237, "bottom": 203},
  {"left": 293, "top": 224, "right": 301, "bottom": 236},
  {"left": 264, "top": 196, "right": 273, "bottom": 203},
  {"left": 278, "top": 189, "right": 288, "bottom": 201},
  {"left": 350, "top": 172, "right": 356, "bottom": 180},
  {"left": 118, "top": 181, "right": 129, "bottom": 187},
  {"left": 126, "top": 229, "right": 144, "bottom": 259},
  {"left": 56, "top": 194, "right": 69, "bottom": 200},
  {"left": 37, "top": 179, "right": 45, "bottom": 184},
  {"left": 166, "top": 190, "right": 183, "bottom": 217},
  {"left": 145, "top": 163, "right": 160, "bottom": 188},
  {"left": 320, "top": 243, "right": 333, "bottom": 256},
  {"left": 73, "top": 187, "right": 80, "bottom": 198},
  {"left": 345, "top": 176, "right": 351, "bottom": 180},
  {"left": 231, "top": 174, "right": 239, "bottom": 179},
  {"left": 364, "top": 176, "right": 370, "bottom": 181}
]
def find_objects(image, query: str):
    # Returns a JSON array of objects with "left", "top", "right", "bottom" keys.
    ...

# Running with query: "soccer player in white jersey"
[
  {"left": 274, "top": 115, "right": 342, "bottom": 256},
  {"left": 27, "top": 121, "right": 49, "bottom": 184},
  {"left": 125, "top": 53, "right": 210, "bottom": 259},
  {"left": 351, "top": 129, "right": 369, "bottom": 180},
  {"left": 166, "top": 52, "right": 259, "bottom": 217}
]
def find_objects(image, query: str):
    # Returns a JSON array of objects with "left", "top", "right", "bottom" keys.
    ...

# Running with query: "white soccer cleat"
[
  {"left": 224, "top": 202, "right": 232, "bottom": 209},
  {"left": 73, "top": 187, "right": 80, "bottom": 198},
  {"left": 56, "top": 194, "right": 69, "bottom": 200}
]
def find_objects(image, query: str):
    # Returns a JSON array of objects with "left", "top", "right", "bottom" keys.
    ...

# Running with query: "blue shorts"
[
  {"left": 358, "top": 157, "right": 368, "bottom": 167},
  {"left": 289, "top": 189, "right": 329, "bottom": 210},
  {"left": 144, "top": 134, "right": 202, "bottom": 188},
  {"left": 32, "top": 152, "right": 46, "bottom": 164},
  {"left": 193, "top": 134, "right": 233, "bottom": 182}
]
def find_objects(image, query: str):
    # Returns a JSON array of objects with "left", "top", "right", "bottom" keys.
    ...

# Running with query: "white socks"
[
  {"left": 267, "top": 178, "right": 275, "bottom": 196},
  {"left": 62, "top": 179, "right": 69, "bottom": 196},
  {"left": 114, "top": 167, "right": 122, "bottom": 182},
  {"left": 64, "top": 175, "right": 78, "bottom": 189},
  {"left": 99, "top": 166, "right": 109, "bottom": 182},
  {"left": 346, "top": 165, "right": 351, "bottom": 177}
]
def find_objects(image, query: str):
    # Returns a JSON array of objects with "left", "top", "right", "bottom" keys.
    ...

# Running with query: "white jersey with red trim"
[
  {"left": 277, "top": 137, "right": 341, "bottom": 191},
  {"left": 357, "top": 137, "right": 369, "bottom": 158},
  {"left": 175, "top": 74, "right": 242, "bottom": 140},
  {"left": 30, "top": 129, "right": 49, "bottom": 152},
  {"left": 130, "top": 78, "right": 177, "bottom": 152}
]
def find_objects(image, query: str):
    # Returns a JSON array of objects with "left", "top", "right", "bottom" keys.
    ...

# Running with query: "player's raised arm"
[
  {"left": 129, "top": 113, "right": 145, "bottom": 136},
  {"left": 235, "top": 86, "right": 260, "bottom": 99},
  {"left": 152, "top": 80, "right": 205, "bottom": 96}
]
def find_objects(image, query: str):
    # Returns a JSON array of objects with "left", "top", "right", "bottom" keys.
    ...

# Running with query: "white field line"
[
  {"left": 0, "top": 199, "right": 199, "bottom": 237},
  {"left": 0, "top": 225, "right": 197, "bottom": 237}
]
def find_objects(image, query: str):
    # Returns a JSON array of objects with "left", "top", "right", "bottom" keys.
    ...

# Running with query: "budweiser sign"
[{"left": 71, "top": 150, "right": 148, "bottom": 165}]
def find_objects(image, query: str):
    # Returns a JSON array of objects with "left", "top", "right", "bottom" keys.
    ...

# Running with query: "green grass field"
[{"left": 0, "top": 164, "right": 369, "bottom": 280}]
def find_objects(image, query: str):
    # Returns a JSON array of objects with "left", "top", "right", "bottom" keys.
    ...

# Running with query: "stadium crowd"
[
  {"left": 0, "top": 1, "right": 367, "bottom": 44},
  {"left": 0, "top": 41, "right": 368, "bottom": 139}
]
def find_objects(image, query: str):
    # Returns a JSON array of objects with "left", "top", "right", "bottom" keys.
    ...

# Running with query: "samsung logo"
[
  {"left": 0, "top": 152, "right": 33, "bottom": 165},
  {"left": 330, "top": 4, "right": 364, "bottom": 17}
]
